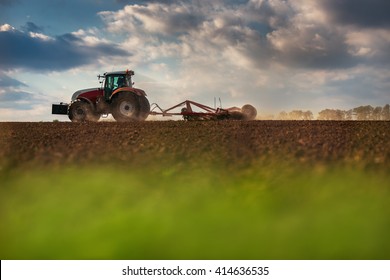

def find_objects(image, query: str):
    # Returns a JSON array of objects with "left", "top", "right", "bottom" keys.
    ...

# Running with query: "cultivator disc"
[{"left": 241, "top": 104, "right": 257, "bottom": 120}]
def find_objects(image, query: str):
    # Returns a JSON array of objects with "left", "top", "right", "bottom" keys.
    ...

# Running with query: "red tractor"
[
  {"left": 52, "top": 70, "right": 257, "bottom": 122},
  {"left": 52, "top": 70, "right": 150, "bottom": 122}
]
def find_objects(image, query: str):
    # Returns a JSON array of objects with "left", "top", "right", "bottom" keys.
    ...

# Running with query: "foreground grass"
[{"left": 0, "top": 162, "right": 389, "bottom": 259}]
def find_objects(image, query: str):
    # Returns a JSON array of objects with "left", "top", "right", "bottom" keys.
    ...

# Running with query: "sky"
[{"left": 0, "top": 0, "right": 389, "bottom": 121}]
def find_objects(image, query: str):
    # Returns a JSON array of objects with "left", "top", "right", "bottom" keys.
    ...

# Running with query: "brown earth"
[{"left": 0, "top": 121, "right": 389, "bottom": 171}]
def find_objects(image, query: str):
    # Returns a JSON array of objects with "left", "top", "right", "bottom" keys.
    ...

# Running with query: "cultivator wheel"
[
  {"left": 111, "top": 93, "right": 140, "bottom": 122},
  {"left": 68, "top": 100, "right": 100, "bottom": 122},
  {"left": 241, "top": 104, "right": 257, "bottom": 120}
]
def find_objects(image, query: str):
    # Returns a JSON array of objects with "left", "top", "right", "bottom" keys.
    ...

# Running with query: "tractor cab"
[{"left": 101, "top": 70, "right": 134, "bottom": 101}]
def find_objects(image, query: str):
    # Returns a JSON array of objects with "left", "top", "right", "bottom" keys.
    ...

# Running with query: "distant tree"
[
  {"left": 277, "top": 111, "right": 289, "bottom": 120},
  {"left": 279, "top": 104, "right": 389, "bottom": 121},
  {"left": 382, "top": 104, "right": 390, "bottom": 120},
  {"left": 335, "top": 109, "right": 346, "bottom": 120},
  {"left": 345, "top": 109, "right": 353, "bottom": 120},
  {"left": 289, "top": 110, "right": 303, "bottom": 120},
  {"left": 318, "top": 109, "right": 345, "bottom": 120},
  {"left": 318, "top": 109, "right": 331, "bottom": 120},
  {"left": 372, "top": 106, "right": 382, "bottom": 120},
  {"left": 303, "top": 110, "right": 313, "bottom": 120},
  {"left": 353, "top": 105, "right": 374, "bottom": 120}
]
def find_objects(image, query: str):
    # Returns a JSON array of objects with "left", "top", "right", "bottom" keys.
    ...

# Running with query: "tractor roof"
[{"left": 105, "top": 70, "right": 134, "bottom": 76}]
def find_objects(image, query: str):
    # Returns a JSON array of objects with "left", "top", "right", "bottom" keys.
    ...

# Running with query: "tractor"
[
  {"left": 52, "top": 70, "right": 150, "bottom": 122},
  {"left": 52, "top": 70, "right": 257, "bottom": 122}
]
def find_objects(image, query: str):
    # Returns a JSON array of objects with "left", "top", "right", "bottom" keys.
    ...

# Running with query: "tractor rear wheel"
[
  {"left": 241, "top": 104, "right": 257, "bottom": 120},
  {"left": 111, "top": 93, "right": 140, "bottom": 122},
  {"left": 68, "top": 100, "right": 100, "bottom": 122},
  {"left": 137, "top": 95, "right": 150, "bottom": 121}
]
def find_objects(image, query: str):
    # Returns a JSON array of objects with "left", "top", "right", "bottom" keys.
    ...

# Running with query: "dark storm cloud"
[
  {"left": 269, "top": 27, "right": 360, "bottom": 69},
  {"left": 247, "top": 1, "right": 389, "bottom": 70},
  {"left": 0, "top": 28, "right": 130, "bottom": 71},
  {"left": 321, "top": 0, "right": 390, "bottom": 28}
]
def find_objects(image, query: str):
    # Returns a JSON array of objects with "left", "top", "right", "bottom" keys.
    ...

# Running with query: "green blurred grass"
[{"left": 1, "top": 162, "right": 389, "bottom": 259}]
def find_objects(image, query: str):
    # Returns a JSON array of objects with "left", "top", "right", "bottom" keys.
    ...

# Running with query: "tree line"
[{"left": 275, "top": 104, "right": 390, "bottom": 120}]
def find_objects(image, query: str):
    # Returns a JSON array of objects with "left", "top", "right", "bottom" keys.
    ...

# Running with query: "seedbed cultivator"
[
  {"left": 52, "top": 70, "right": 257, "bottom": 122},
  {"left": 150, "top": 100, "right": 257, "bottom": 121}
]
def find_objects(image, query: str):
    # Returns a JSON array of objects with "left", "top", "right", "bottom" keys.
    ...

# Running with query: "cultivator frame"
[{"left": 149, "top": 100, "right": 255, "bottom": 121}]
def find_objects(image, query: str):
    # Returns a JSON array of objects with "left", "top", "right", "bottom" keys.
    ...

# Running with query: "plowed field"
[
  {"left": 1, "top": 120, "right": 389, "bottom": 169},
  {"left": 1, "top": 121, "right": 390, "bottom": 259}
]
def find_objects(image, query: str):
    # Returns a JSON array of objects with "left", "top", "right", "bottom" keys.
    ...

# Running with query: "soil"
[{"left": 0, "top": 121, "right": 389, "bottom": 171}]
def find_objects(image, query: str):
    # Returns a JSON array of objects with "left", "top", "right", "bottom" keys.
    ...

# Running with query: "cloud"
[
  {"left": 100, "top": 3, "right": 205, "bottom": 36},
  {"left": 116, "top": 0, "right": 181, "bottom": 4},
  {"left": 320, "top": 0, "right": 390, "bottom": 28},
  {"left": 100, "top": 1, "right": 369, "bottom": 72},
  {"left": 0, "top": 90, "right": 34, "bottom": 103},
  {"left": 0, "top": 73, "right": 27, "bottom": 87},
  {"left": 0, "top": 70, "right": 61, "bottom": 115},
  {"left": 0, "top": 72, "right": 47, "bottom": 110},
  {"left": 345, "top": 29, "right": 390, "bottom": 65},
  {"left": 21, "top": 21, "right": 44, "bottom": 33},
  {"left": 0, "top": 23, "right": 130, "bottom": 71},
  {"left": 245, "top": 0, "right": 294, "bottom": 30},
  {"left": 266, "top": 20, "right": 357, "bottom": 69},
  {"left": 0, "top": 23, "right": 15, "bottom": 31},
  {"left": 96, "top": 0, "right": 390, "bottom": 115}
]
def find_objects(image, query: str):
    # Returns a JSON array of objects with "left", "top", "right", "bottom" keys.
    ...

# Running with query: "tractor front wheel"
[
  {"left": 111, "top": 93, "right": 140, "bottom": 122},
  {"left": 68, "top": 100, "right": 100, "bottom": 122}
]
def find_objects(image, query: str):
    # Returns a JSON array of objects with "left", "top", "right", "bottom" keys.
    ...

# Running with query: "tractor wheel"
[
  {"left": 137, "top": 95, "right": 150, "bottom": 121},
  {"left": 111, "top": 93, "right": 140, "bottom": 122},
  {"left": 241, "top": 104, "right": 257, "bottom": 120},
  {"left": 68, "top": 100, "right": 100, "bottom": 122}
]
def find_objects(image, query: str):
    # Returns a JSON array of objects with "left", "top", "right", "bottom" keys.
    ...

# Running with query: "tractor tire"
[
  {"left": 111, "top": 93, "right": 140, "bottom": 122},
  {"left": 68, "top": 100, "right": 100, "bottom": 122},
  {"left": 241, "top": 104, "right": 257, "bottom": 120},
  {"left": 137, "top": 95, "right": 150, "bottom": 121}
]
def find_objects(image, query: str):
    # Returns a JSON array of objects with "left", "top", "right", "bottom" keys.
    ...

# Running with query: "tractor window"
[
  {"left": 104, "top": 75, "right": 129, "bottom": 100},
  {"left": 105, "top": 76, "right": 114, "bottom": 91},
  {"left": 106, "top": 75, "right": 128, "bottom": 90},
  {"left": 116, "top": 75, "right": 126, "bottom": 88}
]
